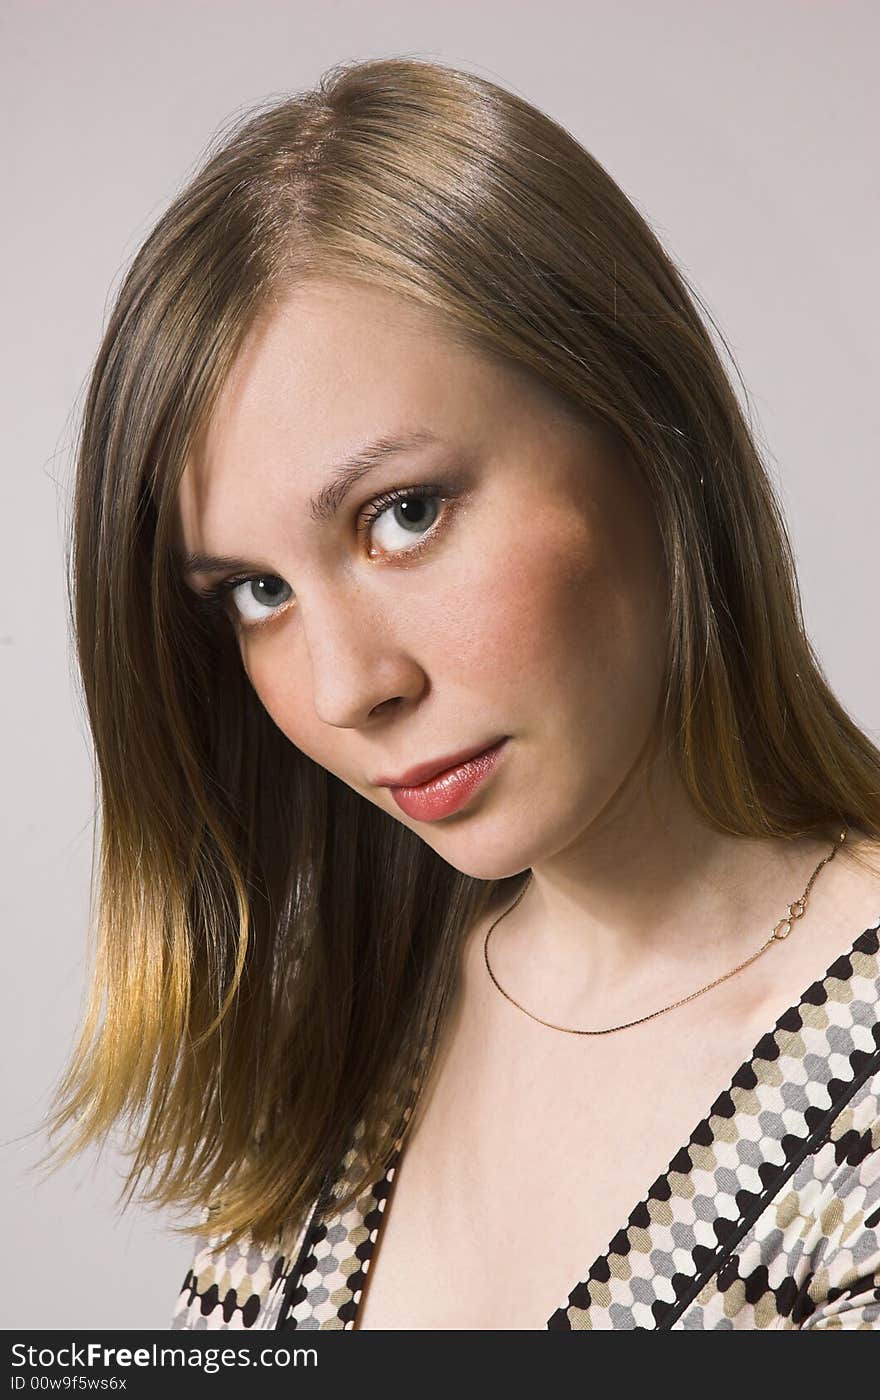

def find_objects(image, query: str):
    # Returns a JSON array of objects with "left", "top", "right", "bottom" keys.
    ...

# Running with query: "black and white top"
[{"left": 172, "top": 916, "right": 880, "bottom": 1330}]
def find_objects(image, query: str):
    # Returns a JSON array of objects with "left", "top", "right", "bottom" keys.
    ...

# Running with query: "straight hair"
[{"left": 39, "top": 56, "right": 880, "bottom": 1255}]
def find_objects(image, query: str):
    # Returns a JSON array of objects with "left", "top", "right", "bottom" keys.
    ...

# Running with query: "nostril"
[{"left": 371, "top": 696, "right": 403, "bottom": 717}]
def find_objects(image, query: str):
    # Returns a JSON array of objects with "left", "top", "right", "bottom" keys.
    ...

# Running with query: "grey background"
[{"left": 2, "top": 1, "right": 877, "bottom": 1329}]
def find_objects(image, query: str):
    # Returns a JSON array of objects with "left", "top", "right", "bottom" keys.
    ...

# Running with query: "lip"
[
  {"left": 382, "top": 737, "right": 509, "bottom": 822},
  {"left": 375, "top": 737, "right": 509, "bottom": 789}
]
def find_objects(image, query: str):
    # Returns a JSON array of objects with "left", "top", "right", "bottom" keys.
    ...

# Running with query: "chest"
[
  {"left": 352, "top": 864, "right": 880, "bottom": 1332},
  {"left": 355, "top": 985, "right": 775, "bottom": 1330}
]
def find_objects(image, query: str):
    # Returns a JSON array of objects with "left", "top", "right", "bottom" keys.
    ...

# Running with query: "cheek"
[
  {"left": 446, "top": 511, "right": 666, "bottom": 739},
  {"left": 437, "top": 518, "right": 625, "bottom": 699},
  {"left": 238, "top": 636, "right": 325, "bottom": 755}
]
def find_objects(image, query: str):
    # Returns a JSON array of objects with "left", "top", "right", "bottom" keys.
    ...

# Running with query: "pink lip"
[
  {"left": 383, "top": 737, "right": 509, "bottom": 822},
  {"left": 375, "top": 737, "right": 509, "bottom": 789}
]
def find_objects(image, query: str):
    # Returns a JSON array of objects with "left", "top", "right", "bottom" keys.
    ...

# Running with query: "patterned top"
[{"left": 172, "top": 917, "right": 880, "bottom": 1330}]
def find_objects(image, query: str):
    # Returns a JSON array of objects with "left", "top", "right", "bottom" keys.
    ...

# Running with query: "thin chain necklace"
[{"left": 483, "top": 828, "right": 848, "bottom": 1035}]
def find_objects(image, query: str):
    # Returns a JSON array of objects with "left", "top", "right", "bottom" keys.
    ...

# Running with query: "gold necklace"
[{"left": 482, "top": 828, "right": 848, "bottom": 1035}]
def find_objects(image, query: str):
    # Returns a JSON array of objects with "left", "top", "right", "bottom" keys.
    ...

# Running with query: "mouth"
[
  {"left": 375, "top": 736, "right": 509, "bottom": 789},
  {"left": 379, "top": 737, "right": 510, "bottom": 823}
]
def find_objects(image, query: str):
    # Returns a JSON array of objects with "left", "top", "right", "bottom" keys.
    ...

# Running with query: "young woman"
[{"left": 44, "top": 57, "right": 880, "bottom": 1331}]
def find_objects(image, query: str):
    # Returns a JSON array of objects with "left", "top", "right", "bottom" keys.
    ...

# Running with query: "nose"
[{"left": 300, "top": 582, "right": 427, "bottom": 728}]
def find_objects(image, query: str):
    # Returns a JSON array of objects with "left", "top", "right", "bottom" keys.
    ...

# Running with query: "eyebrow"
[{"left": 180, "top": 427, "right": 440, "bottom": 577}]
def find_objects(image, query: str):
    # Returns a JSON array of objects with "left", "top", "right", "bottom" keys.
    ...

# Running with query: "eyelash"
[{"left": 195, "top": 483, "right": 452, "bottom": 625}]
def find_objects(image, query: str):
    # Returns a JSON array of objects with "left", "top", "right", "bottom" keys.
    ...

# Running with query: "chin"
[{"left": 427, "top": 825, "right": 541, "bottom": 883}]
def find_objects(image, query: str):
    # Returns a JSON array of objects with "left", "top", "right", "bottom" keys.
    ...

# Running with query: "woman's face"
[{"left": 177, "top": 276, "right": 668, "bottom": 880}]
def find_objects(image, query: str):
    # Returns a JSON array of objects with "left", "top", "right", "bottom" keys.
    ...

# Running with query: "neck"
[{"left": 485, "top": 752, "right": 840, "bottom": 1018}]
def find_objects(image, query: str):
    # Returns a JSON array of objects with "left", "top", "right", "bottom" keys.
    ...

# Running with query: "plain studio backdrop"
[{"left": 1, "top": 1, "right": 877, "bottom": 1329}]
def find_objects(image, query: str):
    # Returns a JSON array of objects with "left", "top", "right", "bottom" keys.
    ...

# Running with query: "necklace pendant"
[{"left": 482, "top": 833, "right": 845, "bottom": 1031}]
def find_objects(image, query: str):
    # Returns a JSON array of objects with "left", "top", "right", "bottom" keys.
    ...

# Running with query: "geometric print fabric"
[{"left": 172, "top": 920, "right": 880, "bottom": 1330}]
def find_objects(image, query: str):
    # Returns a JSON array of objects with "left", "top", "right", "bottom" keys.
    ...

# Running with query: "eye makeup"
[{"left": 189, "top": 479, "right": 462, "bottom": 629}]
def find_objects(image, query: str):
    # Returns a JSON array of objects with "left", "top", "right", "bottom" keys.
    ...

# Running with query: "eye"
[
  {"left": 194, "top": 484, "right": 454, "bottom": 629},
  {"left": 226, "top": 575, "right": 293, "bottom": 625},
  {"left": 360, "top": 486, "right": 444, "bottom": 556}
]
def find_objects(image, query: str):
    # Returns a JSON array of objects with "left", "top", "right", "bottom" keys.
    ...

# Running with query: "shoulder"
[
  {"left": 672, "top": 998, "right": 880, "bottom": 1329},
  {"left": 783, "top": 1055, "right": 880, "bottom": 1329},
  {"left": 171, "top": 1209, "right": 314, "bottom": 1331}
]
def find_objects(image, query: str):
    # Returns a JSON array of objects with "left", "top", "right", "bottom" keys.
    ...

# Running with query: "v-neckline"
[{"left": 277, "top": 914, "right": 880, "bottom": 1331}]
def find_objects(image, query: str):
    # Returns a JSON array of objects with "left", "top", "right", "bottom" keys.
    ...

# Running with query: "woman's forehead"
[
  {"left": 177, "top": 296, "right": 540, "bottom": 535},
  {"left": 174, "top": 276, "right": 632, "bottom": 567}
]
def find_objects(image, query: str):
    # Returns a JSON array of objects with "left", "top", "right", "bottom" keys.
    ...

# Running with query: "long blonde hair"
[{"left": 39, "top": 56, "right": 880, "bottom": 1252}]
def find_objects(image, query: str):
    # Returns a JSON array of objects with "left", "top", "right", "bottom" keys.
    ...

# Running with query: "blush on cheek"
[{"left": 470, "top": 519, "right": 611, "bottom": 697}]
